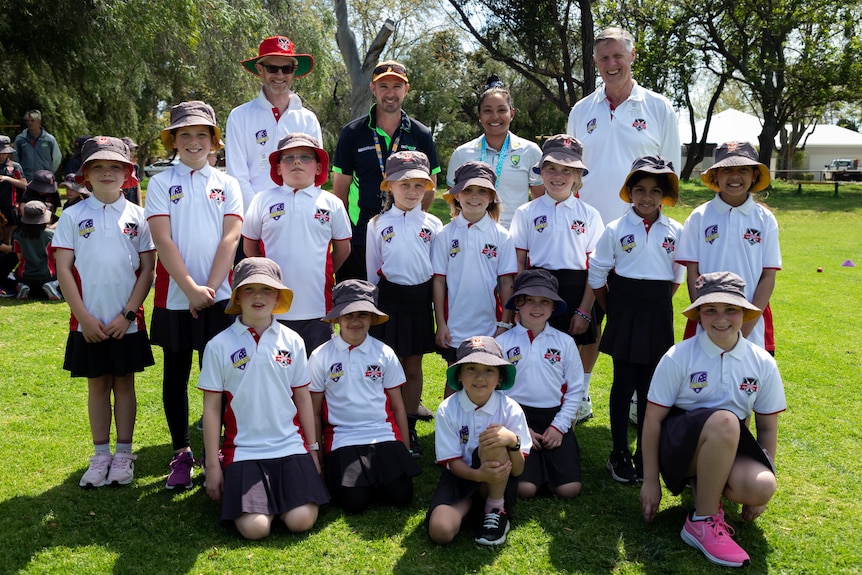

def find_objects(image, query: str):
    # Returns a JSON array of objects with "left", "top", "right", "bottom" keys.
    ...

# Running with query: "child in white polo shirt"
[
  {"left": 53, "top": 136, "right": 155, "bottom": 488},
  {"left": 198, "top": 257, "right": 328, "bottom": 540},
  {"left": 509, "top": 135, "right": 604, "bottom": 423},
  {"left": 428, "top": 336, "right": 531, "bottom": 547},
  {"left": 308, "top": 279, "right": 420, "bottom": 513},
  {"left": 497, "top": 269, "right": 584, "bottom": 499},
  {"left": 242, "top": 132, "right": 351, "bottom": 354},
  {"left": 640, "top": 272, "right": 785, "bottom": 568}
]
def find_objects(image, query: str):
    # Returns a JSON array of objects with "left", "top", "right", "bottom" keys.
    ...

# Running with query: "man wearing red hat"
[{"left": 226, "top": 36, "right": 323, "bottom": 213}]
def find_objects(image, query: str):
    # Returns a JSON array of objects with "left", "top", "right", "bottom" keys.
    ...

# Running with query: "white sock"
[{"left": 583, "top": 373, "right": 592, "bottom": 400}]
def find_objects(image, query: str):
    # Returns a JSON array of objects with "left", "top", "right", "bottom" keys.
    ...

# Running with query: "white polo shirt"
[
  {"left": 144, "top": 162, "right": 243, "bottom": 310},
  {"left": 197, "top": 318, "right": 310, "bottom": 465},
  {"left": 567, "top": 81, "right": 681, "bottom": 226},
  {"left": 242, "top": 185, "right": 351, "bottom": 320},
  {"left": 435, "top": 388, "right": 531, "bottom": 467},
  {"left": 365, "top": 204, "right": 443, "bottom": 286},
  {"left": 53, "top": 195, "right": 154, "bottom": 333},
  {"left": 497, "top": 323, "right": 584, "bottom": 434},
  {"left": 308, "top": 335, "right": 406, "bottom": 452},
  {"left": 510, "top": 193, "right": 604, "bottom": 270},
  {"left": 588, "top": 208, "right": 685, "bottom": 288},
  {"left": 447, "top": 133, "right": 543, "bottom": 228},
  {"left": 676, "top": 195, "right": 782, "bottom": 348},
  {"left": 431, "top": 213, "right": 518, "bottom": 343},
  {"left": 225, "top": 89, "right": 323, "bottom": 211},
  {"left": 647, "top": 331, "right": 786, "bottom": 420}
]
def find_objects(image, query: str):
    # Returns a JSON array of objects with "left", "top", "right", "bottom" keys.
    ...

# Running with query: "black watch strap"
[
  {"left": 124, "top": 310, "right": 137, "bottom": 322},
  {"left": 508, "top": 438, "right": 521, "bottom": 452}
]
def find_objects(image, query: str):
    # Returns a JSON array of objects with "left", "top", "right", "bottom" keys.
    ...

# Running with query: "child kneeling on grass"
[
  {"left": 198, "top": 258, "right": 329, "bottom": 540},
  {"left": 428, "top": 336, "right": 531, "bottom": 546},
  {"left": 640, "top": 271, "right": 785, "bottom": 568}
]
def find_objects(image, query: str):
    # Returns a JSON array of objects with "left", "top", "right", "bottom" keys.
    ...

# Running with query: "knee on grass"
[
  {"left": 235, "top": 513, "right": 274, "bottom": 540},
  {"left": 428, "top": 506, "right": 462, "bottom": 545},
  {"left": 282, "top": 503, "right": 319, "bottom": 533}
]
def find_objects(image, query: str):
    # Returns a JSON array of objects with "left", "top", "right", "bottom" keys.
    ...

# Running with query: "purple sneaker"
[{"left": 165, "top": 452, "right": 195, "bottom": 490}]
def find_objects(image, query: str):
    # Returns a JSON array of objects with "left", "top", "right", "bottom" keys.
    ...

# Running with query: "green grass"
[{"left": 1, "top": 181, "right": 861, "bottom": 574}]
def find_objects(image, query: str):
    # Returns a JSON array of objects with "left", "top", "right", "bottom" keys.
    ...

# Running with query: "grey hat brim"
[
  {"left": 322, "top": 300, "right": 388, "bottom": 325},
  {"left": 445, "top": 352, "right": 517, "bottom": 391}
]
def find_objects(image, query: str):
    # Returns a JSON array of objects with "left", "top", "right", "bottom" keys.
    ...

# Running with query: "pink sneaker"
[
  {"left": 165, "top": 452, "right": 195, "bottom": 490},
  {"left": 107, "top": 452, "right": 137, "bottom": 485},
  {"left": 681, "top": 511, "right": 750, "bottom": 567},
  {"left": 79, "top": 453, "right": 113, "bottom": 488}
]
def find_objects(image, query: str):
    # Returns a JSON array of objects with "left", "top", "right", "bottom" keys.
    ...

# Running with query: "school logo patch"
[
  {"left": 255, "top": 129, "right": 269, "bottom": 146},
  {"left": 269, "top": 202, "right": 285, "bottom": 220},
  {"left": 123, "top": 222, "right": 139, "bottom": 239},
  {"left": 314, "top": 208, "right": 331, "bottom": 224},
  {"left": 419, "top": 227, "right": 432, "bottom": 243},
  {"left": 459, "top": 425, "right": 469, "bottom": 445},
  {"left": 620, "top": 234, "right": 636, "bottom": 253},
  {"left": 662, "top": 236, "right": 676, "bottom": 254},
  {"left": 169, "top": 185, "right": 183, "bottom": 204},
  {"left": 449, "top": 239, "right": 461, "bottom": 258},
  {"left": 231, "top": 348, "right": 250, "bottom": 371},
  {"left": 481, "top": 244, "right": 498, "bottom": 259},
  {"left": 533, "top": 215, "right": 548, "bottom": 233},
  {"left": 704, "top": 225, "right": 720, "bottom": 245},
  {"left": 586, "top": 118, "right": 597, "bottom": 134},
  {"left": 381, "top": 225, "right": 395, "bottom": 243},
  {"left": 543, "top": 348, "right": 562, "bottom": 365},
  {"left": 505, "top": 346, "right": 523, "bottom": 365},
  {"left": 739, "top": 377, "right": 758, "bottom": 395},
  {"left": 689, "top": 371, "right": 708, "bottom": 393},
  {"left": 511, "top": 155, "right": 521, "bottom": 166},
  {"left": 743, "top": 228, "right": 762, "bottom": 245},
  {"left": 274, "top": 349, "right": 292, "bottom": 367},
  {"left": 632, "top": 118, "right": 647, "bottom": 131},
  {"left": 570, "top": 220, "right": 586, "bottom": 235},
  {"left": 78, "top": 219, "right": 95, "bottom": 238},
  {"left": 365, "top": 364, "right": 383, "bottom": 382},
  {"left": 206, "top": 189, "right": 224, "bottom": 205},
  {"left": 328, "top": 362, "right": 344, "bottom": 383}
]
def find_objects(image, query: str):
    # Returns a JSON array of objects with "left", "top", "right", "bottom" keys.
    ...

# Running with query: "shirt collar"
[
  {"left": 538, "top": 192, "right": 576, "bottom": 207},
  {"left": 85, "top": 193, "right": 128, "bottom": 213},
  {"left": 697, "top": 329, "right": 746, "bottom": 359},
  {"left": 367, "top": 104, "right": 412, "bottom": 133},
  {"left": 457, "top": 387, "right": 502, "bottom": 414},
  {"left": 230, "top": 316, "right": 279, "bottom": 336},
  {"left": 625, "top": 206, "right": 669, "bottom": 227},
  {"left": 713, "top": 194, "right": 756, "bottom": 215},
  {"left": 454, "top": 212, "right": 493, "bottom": 230},
  {"left": 257, "top": 88, "right": 300, "bottom": 110},
  {"left": 333, "top": 334, "right": 371, "bottom": 353},
  {"left": 173, "top": 161, "right": 213, "bottom": 177}
]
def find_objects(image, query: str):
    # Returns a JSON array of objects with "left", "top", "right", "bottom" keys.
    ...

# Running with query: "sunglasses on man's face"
[
  {"left": 262, "top": 63, "right": 297, "bottom": 75},
  {"left": 373, "top": 64, "right": 407, "bottom": 76}
]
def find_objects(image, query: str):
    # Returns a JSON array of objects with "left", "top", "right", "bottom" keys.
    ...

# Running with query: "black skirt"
[
  {"left": 63, "top": 330, "right": 154, "bottom": 378},
  {"left": 599, "top": 275, "right": 674, "bottom": 364},
  {"left": 536, "top": 268, "right": 598, "bottom": 346},
  {"left": 220, "top": 453, "right": 330, "bottom": 522},
  {"left": 149, "top": 300, "right": 232, "bottom": 352},
  {"left": 659, "top": 407, "right": 775, "bottom": 496},
  {"left": 324, "top": 441, "right": 421, "bottom": 489},
  {"left": 518, "top": 405, "right": 582, "bottom": 488},
  {"left": 369, "top": 278, "right": 435, "bottom": 357}
]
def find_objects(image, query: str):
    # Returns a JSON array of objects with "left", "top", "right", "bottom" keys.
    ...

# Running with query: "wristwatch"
[
  {"left": 123, "top": 310, "right": 137, "bottom": 322},
  {"left": 508, "top": 438, "right": 521, "bottom": 452}
]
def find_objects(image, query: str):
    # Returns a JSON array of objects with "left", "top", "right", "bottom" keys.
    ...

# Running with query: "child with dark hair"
[{"left": 13, "top": 200, "right": 59, "bottom": 300}]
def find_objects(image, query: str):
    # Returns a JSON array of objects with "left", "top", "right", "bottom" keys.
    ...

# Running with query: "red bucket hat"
[
  {"left": 241, "top": 36, "right": 314, "bottom": 78},
  {"left": 268, "top": 133, "right": 329, "bottom": 187}
]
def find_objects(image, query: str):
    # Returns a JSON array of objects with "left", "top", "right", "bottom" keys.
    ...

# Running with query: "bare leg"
[
  {"left": 235, "top": 513, "right": 274, "bottom": 540},
  {"left": 281, "top": 503, "right": 318, "bottom": 533},
  {"left": 112, "top": 374, "right": 137, "bottom": 444},
  {"left": 687, "top": 410, "right": 739, "bottom": 517},
  {"left": 88, "top": 375, "right": 113, "bottom": 445},
  {"left": 400, "top": 354, "right": 423, "bottom": 414}
]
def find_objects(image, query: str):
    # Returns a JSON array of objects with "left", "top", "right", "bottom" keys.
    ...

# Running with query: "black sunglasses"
[
  {"left": 373, "top": 64, "right": 407, "bottom": 77},
  {"left": 261, "top": 63, "right": 297, "bottom": 75}
]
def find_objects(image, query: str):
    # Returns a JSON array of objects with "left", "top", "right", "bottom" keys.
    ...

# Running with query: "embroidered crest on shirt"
[
  {"left": 662, "top": 236, "right": 676, "bottom": 254},
  {"left": 269, "top": 202, "right": 285, "bottom": 220},
  {"left": 208, "top": 189, "right": 225, "bottom": 205},
  {"left": 511, "top": 155, "right": 521, "bottom": 166},
  {"left": 620, "top": 234, "right": 636, "bottom": 253},
  {"left": 123, "top": 222, "right": 139, "bottom": 239},
  {"left": 449, "top": 239, "right": 461, "bottom": 258},
  {"left": 632, "top": 118, "right": 647, "bottom": 131},
  {"left": 689, "top": 371, "right": 708, "bottom": 393},
  {"left": 255, "top": 129, "right": 269, "bottom": 146},
  {"left": 570, "top": 220, "right": 586, "bottom": 235},
  {"left": 505, "top": 346, "right": 523, "bottom": 365},
  {"left": 274, "top": 349, "right": 292, "bottom": 367},
  {"left": 419, "top": 227, "right": 432, "bottom": 243},
  {"left": 533, "top": 215, "right": 548, "bottom": 233},
  {"left": 743, "top": 228, "right": 762, "bottom": 245},
  {"left": 459, "top": 425, "right": 469, "bottom": 445},
  {"left": 586, "top": 118, "right": 597, "bottom": 134},
  {"left": 365, "top": 364, "right": 383, "bottom": 382},
  {"left": 231, "top": 348, "right": 250, "bottom": 371},
  {"left": 481, "top": 244, "right": 498, "bottom": 259},
  {"left": 704, "top": 224, "right": 720, "bottom": 244},
  {"left": 78, "top": 219, "right": 95, "bottom": 238},
  {"left": 544, "top": 348, "right": 562, "bottom": 365},
  {"left": 314, "top": 208, "right": 331, "bottom": 224},
  {"left": 328, "top": 362, "right": 344, "bottom": 383},
  {"left": 381, "top": 225, "right": 395, "bottom": 243},
  {"left": 739, "top": 377, "right": 758, "bottom": 395},
  {"left": 169, "top": 185, "right": 183, "bottom": 204}
]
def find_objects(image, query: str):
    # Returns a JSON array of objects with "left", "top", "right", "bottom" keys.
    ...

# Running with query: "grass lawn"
[{"left": 1, "top": 181, "right": 860, "bottom": 574}]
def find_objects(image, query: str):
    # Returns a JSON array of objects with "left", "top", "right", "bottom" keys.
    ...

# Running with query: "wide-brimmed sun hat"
[
  {"left": 701, "top": 141, "right": 771, "bottom": 193},
  {"left": 20, "top": 200, "right": 52, "bottom": 225},
  {"left": 322, "top": 280, "right": 388, "bottom": 325},
  {"left": 75, "top": 136, "right": 138, "bottom": 189},
  {"left": 505, "top": 269, "right": 567, "bottom": 316},
  {"left": 160, "top": 101, "right": 223, "bottom": 152},
  {"left": 682, "top": 271, "right": 761, "bottom": 322},
  {"left": 267, "top": 133, "right": 329, "bottom": 187},
  {"left": 225, "top": 257, "right": 293, "bottom": 315},
  {"left": 532, "top": 134, "right": 589, "bottom": 175},
  {"left": 241, "top": 36, "right": 314, "bottom": 78},
  {"left": 444, "top": 161, "right": 499, "bottom": 203},
  {"left": 381, "top": 150, "right": 434, "bottom": 191},
  {"left": 619, "top": 155, "right": 679, "bottom": 206},
  {"left": 445, "top": 336, "right": 517, "bottom": 391}
]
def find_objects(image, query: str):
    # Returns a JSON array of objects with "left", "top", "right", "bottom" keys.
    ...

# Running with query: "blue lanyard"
[{"left": 479, "top": 134, "right": 510, "bottom": 188}]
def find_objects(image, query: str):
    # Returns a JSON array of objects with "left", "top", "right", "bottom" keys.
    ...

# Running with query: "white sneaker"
[
  {"left": 629, "top": 392, "right": 639, "bottom": 425},
  {"left": 107, "top": 452, "right": 137, "bottom": 485},
  {"left": 80, "top": 453, "right": 113, "bottom": 488},
  {"left": 42, "top": 280, "right": 62, "bottom": 300},
  {"left": 576, "top": 395, "right": 593, "bottom": 424}
]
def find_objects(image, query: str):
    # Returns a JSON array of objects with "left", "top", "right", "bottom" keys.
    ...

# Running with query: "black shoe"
[
  {"left": 633, "top": 451, "right": 644, "bottom": 483},
  {"left": 607, "top": 450, "right": 637, "bottom": 484},
  {"left": 416, "top": 403, "right": 434, "bottom": 421},
  {"left": 409, "top": 427, "right": 422, "bottom": 458},
  {"left": 475, "top": 508, "right": 510, "bottom": 546}
]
